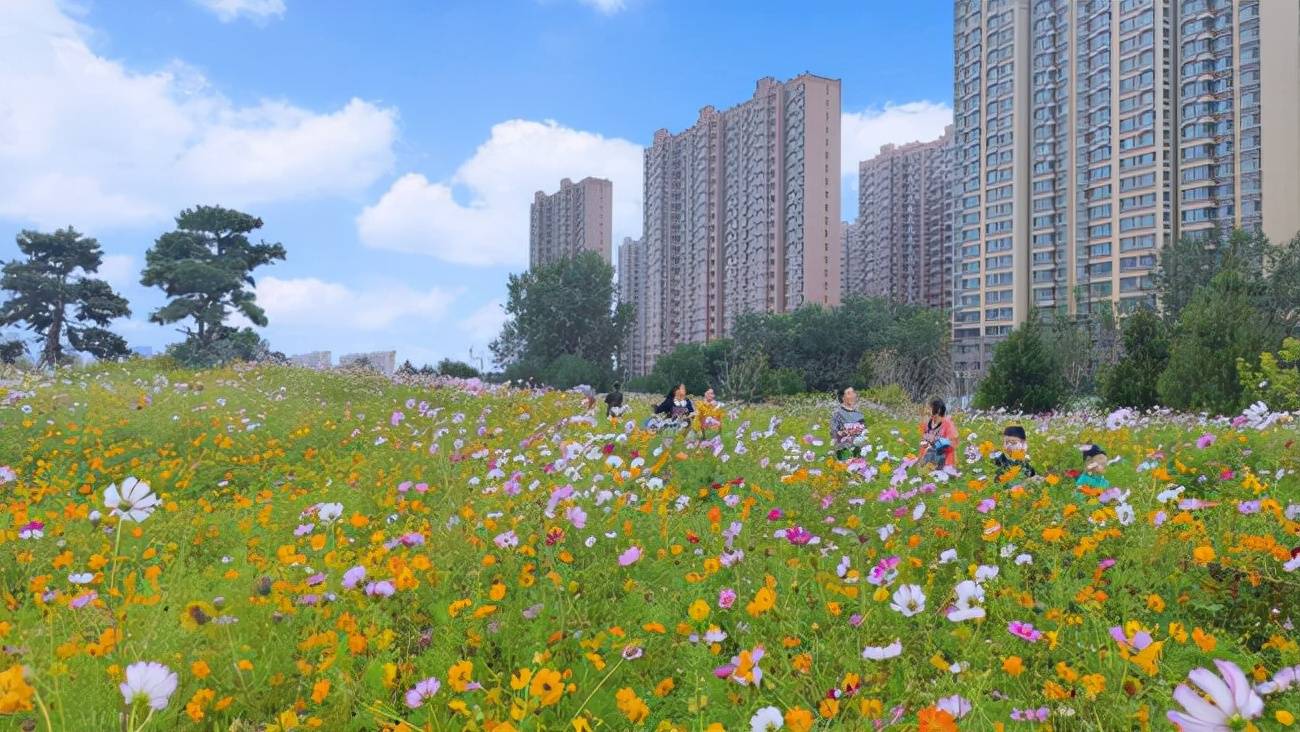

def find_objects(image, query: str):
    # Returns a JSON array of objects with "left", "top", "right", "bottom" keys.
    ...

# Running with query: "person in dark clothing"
[
  {"left": 990, "top": 424, "right": 1038, "bottom": 482},
  {"left": 653, "top": 383, "right": 694, "bottom": 429},
  {"left": 604, "top": 382, "right": 625, "bottom": 418}
]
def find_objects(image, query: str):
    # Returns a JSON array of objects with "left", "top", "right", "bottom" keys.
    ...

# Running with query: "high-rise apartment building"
[
  {"left": 529, "top": 177, "right": 614, "bottom": 269},
  {"left": 951, "top": 0, "right": 1300, "bottom": 391},
  {"left": 848, "top": 126, "right": 955, "bottom": 309},
  {"left": 626, "top": 74, "right": 842, "bottom": 375},
  {"left": 617, "top": 236, "right": 648, "bottom": 377},
  {"left": 841, "top": 220, "right": 866, "bottom": 297}
]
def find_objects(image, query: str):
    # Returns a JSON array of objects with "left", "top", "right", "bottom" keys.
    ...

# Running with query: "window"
[
  {"left": 1088, "top": 243, "right": 1112, "bottom": 257},
  {"left": 1121, "top": 234, "right": 1156, "bottom": 251},
  {"left": 985, "top": 271, "right": 1014, "bottom": 287},
  {"left": 985, "top": 307, "right": 1014, "bottom": 322},
  {"left": 986, "top": 255, "right": 1013, "bottom": 270},
  {"left": 1120, "top": 214, "right": 1156, "bottom": 232},
  {"left": 1120, "top": 254, "right": 1157, "bottom": 270}
]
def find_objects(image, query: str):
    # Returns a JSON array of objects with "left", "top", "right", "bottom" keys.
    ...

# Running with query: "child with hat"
[
  {"left": 990, "top": 425, "right": 1038, "bottom": 483},
  {"left": 1075, "top": 444, "right": 1110, "bottom": 498}
]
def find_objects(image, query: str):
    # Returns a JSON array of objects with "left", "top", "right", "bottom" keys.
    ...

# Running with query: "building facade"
[
  {"left": 951, "top": 0, "right": 1300, "bottom": 392},
  {"left": 849, "top": 126, "right": 955, "bottom": 309},
  {"left": 288, "top": 351, "right": 331, "bottom": 370},
  {"left": 617, "top": 236, "right": 648, "bottom": 377},
  {"left": 529, "top": 177, "right": 614, "bottom": 269},
  {"left": 626, "top": 74, "right": 842, "bottom": 375},
  {"left": 338, "top": 351, "right": 396, "bottom": 376}
]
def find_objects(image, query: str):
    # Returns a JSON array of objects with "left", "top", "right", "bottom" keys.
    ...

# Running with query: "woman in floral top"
[{"left": 830, "top": 387, "right": 866, "bottom": 459}]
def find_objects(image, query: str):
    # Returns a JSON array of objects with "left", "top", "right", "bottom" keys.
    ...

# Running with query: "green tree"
[
  {"left": 436, "top": 358, "right": 480, "bottom": 379},
  {"left": 1239, "top": 337, "right": 1300, "bottom": 411},
  {"left": 0, "top": 338, "right": 26, "bottom": 364},
  {"left": 1098, "top": 308, "right": 1169, "bottom": 409},
  {"left": 543, "top": 354, "right": 602, "bottom": 390},
  {"left": 973, "top": 318, "right": 1065, "bottom": 412},
  {"left": 0, "top": 228, "right": 131, "bottom": 366},
  {"left": 141, "top": 206, "right": 285, "bottom": 363},
  {"left": 491, "top": 252, "right": 630, "bottom": 389},
  {"left": 1157, "top": 269, "right": 1276, "bottom": 414}
]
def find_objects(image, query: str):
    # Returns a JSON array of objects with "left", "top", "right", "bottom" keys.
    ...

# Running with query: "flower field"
[{"left": 1, "top": 363, "right": 1298, "bottom": 731}]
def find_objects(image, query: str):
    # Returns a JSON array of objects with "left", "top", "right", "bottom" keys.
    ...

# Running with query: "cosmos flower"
[
  {"left": 617, "top": 546, "right": 642, "bottom": 566},
  {"left": 750, "top": 706, "right": 783, "bottom": 731},
  {"left": 863, "top": 640, "right": 903, "bottom": 660},
  {"left": 1166, "top": 659, "right": 1264, "bottom": 731},
  {"left": 103, "top": 477, "right": 159, "bottom": 522},
  {"left": 404, "top": 677, "right": 440, "bottom": 709},
  {"left": 120, "top": 662, "right": 178, "bottom": 711},
  {"left": 890, "top": 584, "right": 926, "bottom": 617}
]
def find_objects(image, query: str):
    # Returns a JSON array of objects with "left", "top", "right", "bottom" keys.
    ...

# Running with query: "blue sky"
[{"left": 0, "top": 0, "right": 953, "bottom": 367}]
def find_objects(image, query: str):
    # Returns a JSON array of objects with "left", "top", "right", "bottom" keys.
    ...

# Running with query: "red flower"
[
  {"left": 1065, "top": 469, "right": 1081, "bottom": 479},
  {"left": 686, "top": 532, "right": 700, "bottom": 544}
]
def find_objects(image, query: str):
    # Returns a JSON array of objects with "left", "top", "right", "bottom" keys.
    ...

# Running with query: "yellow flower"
[
  {"left": 1146, "top": 594, "right": 1165, "bottom": 612},
  {"left": 818, "top": 697, "right": 840, "bottom": 719},
  {"left": 448, "top": 660, "right": 474, "bottom": 693},
  {"left": 310, "top": 679, "right": 329, "bottom": 704},
  {"left": 509, "top": 668, "right": 532, "bottom": 691},
  {"left": 191, "top": 660, "right": 211, "bottom": 679},
  {"left": 1276, "top": 709, "right": 1295, "bottom": 726},
  {"left": 1193, "top": 545, "right": 1215, "bottom": 564},
  {"left": 529, "top": 668, "right": 563, "bottom": 707},
  {"left": 615, "top": 687, "right": 649, "bottom": 723},
  {"left": 1080, "top": 674, "right": 1106, "bottom": 699},
  {"left": 746, "top": 586, "right": 776, "bottom": 617},
  {"left": 653, "top": 677, "right": 675, "bottom": 698},
  {"left": 688, "top": 599, "right": 710, "bottom": 621},
  {"left": 0, "top": 664, "right": 35, "bottom": 713}
]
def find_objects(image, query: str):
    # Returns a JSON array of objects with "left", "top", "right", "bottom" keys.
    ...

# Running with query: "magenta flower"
[
  {"left": 783, "top": 526, "right": 814, "bottom": 545},
  {"left": 1195, "top": 433, "right": 1215, "bottom": 449},
  {"left": 618, "top": 546, "right": 642, "bottom": 566},
  {"left": 766, "top": 508, "right": 783, "bottom": 521},
  {"left": 1008, "top": 621, "right": 1042, "bottom": 642},
  {"left": 976, "top": 498, "right": 996, "bottom": 514},
  {"left": 718, "top": 588, "right": 737, "bottom": 609}
]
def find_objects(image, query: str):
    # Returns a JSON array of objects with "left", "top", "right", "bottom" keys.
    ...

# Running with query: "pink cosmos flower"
[
  {"left": 718, "top": 588, "right": 737, "bottom": 609},
  {"left": 1008, "top": 621, "right": 1042, "bottom": 642},
  {"left": 1167, "top": 659, "right": 1264, "bottom": 731},
  {"left": 766, "top": 508, "right": 783, "bottom": 521},
  {"left": 365, "top": 580, "right": 395, "bottom": 597},
  {"left": 404, "top": 677, "right": 440, "bottom": 709},
  {"left": 977, "top": 498, "right": 996, "bottom": 514},
  {"left": 342, "top": 566, "right": 366, "bottom": 589},
  {"left": 70, "top": 591, "right": 98, "bottom": 609},
  {"left": 783, "top": 526, "right": 814, "bottom": 545},
  {"left": 618, "top": 546, "right": 642, "bottom": 566}
]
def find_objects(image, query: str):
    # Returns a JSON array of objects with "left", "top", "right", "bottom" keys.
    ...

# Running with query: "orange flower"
[
  {"left": 0, "top": 664, "right": 35, "bottom": 713},
  {"left": 1193, "top": 545, "right": 1215, "bottom": 564},
  {"left": 1002, "top": 656, "right": 1024, "bottom": 676},
  {"left": 785, "top": 707, "right": 814, "bottom": 732},
  {"left": 1192, "top": 627, "right": 1217, "bottom": 652},
  {"left": 918, "top": 707, "right": 958, "bottom": 732}
]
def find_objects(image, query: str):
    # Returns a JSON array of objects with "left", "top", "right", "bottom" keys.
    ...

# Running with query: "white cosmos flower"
[
  {"left": 103, "top": 477, "right": 159, "bottom": 523},
  {"left": 890, "top": 584, "right": 926, "bottom": 617},
  {"left": 750, "top": 705, "right": 784, "bottom": 731},
  {"left": 863, "top": 639, "right": 903, "bottom": 660},
  {"left": 120, "top": 661, "right": 178, "bottom": 710},
  {"left": 317, "top": 502, "right": 344, "bottom": 524},
  {"left": 939, "top": 549, "right": 958, "bottom": 564},
  {"left": 947, "top": 580, "right": 986, "bottom": 622},
  {"left": 68, "top": 573, "right": 93, "bottom": 584}
]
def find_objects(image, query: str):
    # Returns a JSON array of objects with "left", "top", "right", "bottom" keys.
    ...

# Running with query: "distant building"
[
  {"left": 621, "top": 73, "right": 843, "bottom": 376},
  {"left": 849, "top": 126, "right": 954, "bottom": 310},
  {"left": 289, "top": 351, "right": 332, "bottom": 370},
  {"left": 529, "top": 177, "right": 614, "bottom": 269},
  {"left": 338, "top": 351, "right": 396, "bottom": 376},
  {"left": 617, "top": 236, "right": 648, "bottom": 377}
]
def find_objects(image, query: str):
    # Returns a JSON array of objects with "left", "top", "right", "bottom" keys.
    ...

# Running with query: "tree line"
[
  {"left": 1, "top": 206, "right": 284, "bottom": 369},
  {"left": 976, "top": 228, "right": 1300, "bottom": 414},
  {"left": 492, "top": 228, "right": 1300, "bottom": 413}
]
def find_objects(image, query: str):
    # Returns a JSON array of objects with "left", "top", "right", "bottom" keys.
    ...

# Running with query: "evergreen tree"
[
  {"left": 141, "top": 206, "right": 285, "bottom": 365},
  {"left": 1098, "top": 308, "right": 1169, "bottom": 409},
  {"left": 0, "top": 228, "right": 131, "bottom": 366},
  {"left": 973, "top": 318, "right": 1065, "bottom": 412}
]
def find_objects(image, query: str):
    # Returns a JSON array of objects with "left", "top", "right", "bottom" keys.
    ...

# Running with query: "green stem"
[
  {"left": 568, "top": 656, "right": 625, "bottom": 725},
  {"left": 108, "top": 520, "right": 125, "bottom": 592},
  {"left": 30, "top": 683, "right": 55, "bottom": 732}
]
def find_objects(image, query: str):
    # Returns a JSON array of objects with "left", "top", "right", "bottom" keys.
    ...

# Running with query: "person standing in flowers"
[
  {"left": 918, "top": 398, "right": 958, "bottom": 472},
  {"left": 604, "top": 382, "right": 624, "bottom": 419},
  {"left": 830, "top": 386, "right": 866, "bottom": 460},
  {"left": 653, "top": 383, "right": 694, "bottom": 430},
  {"left": 990, "top": 424, "right": 1038, "bottom": 482}
]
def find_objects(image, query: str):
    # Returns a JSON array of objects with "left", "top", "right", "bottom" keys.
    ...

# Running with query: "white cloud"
[
  {"left": 97, "top": 254, "right": 136, "bottom": 291},
  {"left": 841, "top": 101, "right": 953, "bottom": 184},
  {"left": 254, "top": 276, "right": 457, "bottom": 331},
  {"left": 194, "top": 0, "right": 286, "bottom": 23},
  {"left": 0, "top": 0, "right": 396, "bottom": 230},
  {"left": 579, "top": 0, "right": 627, "bottom": 13},
  {"left": 459, "top": 299, "right": 507, "bottom": 342},
  {"left": 357, "top": 119, "right": 642, "bottom": 268}
]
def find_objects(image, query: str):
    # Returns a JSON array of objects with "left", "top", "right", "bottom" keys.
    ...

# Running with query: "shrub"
[
  {"left": 973, "top": 318, "right": 1065, "bottom": 413},
  {"left": 1238, "top": 336, "right": 1300, "bottom": 411}
]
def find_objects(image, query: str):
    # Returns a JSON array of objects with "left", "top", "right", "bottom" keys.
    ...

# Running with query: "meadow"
[{"left": 0, "top": 362, "right": 1297, "bottom": 731}]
